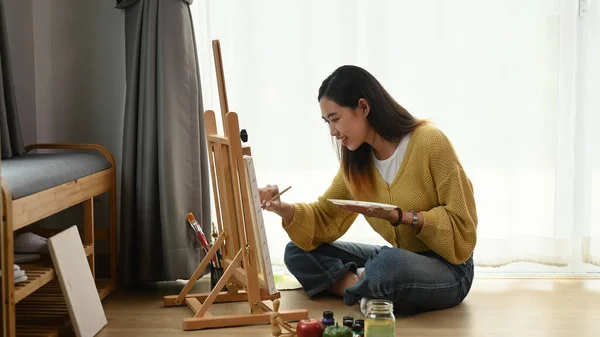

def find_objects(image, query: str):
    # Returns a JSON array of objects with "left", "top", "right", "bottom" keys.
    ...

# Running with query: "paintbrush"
[
  {"left": 187, "top": 213, "right": 215, "bottom": 269},
  {"left": 261, "top": 186, "right": 292, "bottom": 209}
]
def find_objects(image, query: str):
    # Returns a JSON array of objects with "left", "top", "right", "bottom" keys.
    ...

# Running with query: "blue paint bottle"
[{"left": 322, "top": 311, "right": 335, "bottom": 327}]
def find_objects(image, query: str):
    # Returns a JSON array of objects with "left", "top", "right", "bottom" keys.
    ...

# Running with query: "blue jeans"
[{"left": 284, "top": 240, "right": 474, "bottom": 312}]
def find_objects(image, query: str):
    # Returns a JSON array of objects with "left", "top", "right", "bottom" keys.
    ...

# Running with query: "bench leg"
[
  {"left": 2, "top": 186, "right": 16, "bottom": 337},
  {"left": 83, "top": 198, "right": 95, "bottom": 278},
  {"left": 109, "top": 188, "right": 117, "bottom": 290}
]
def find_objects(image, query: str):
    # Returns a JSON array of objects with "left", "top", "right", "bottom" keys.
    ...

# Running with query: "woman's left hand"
[{"left": 335, "top": 204, "right": 397, "bottom": 222}]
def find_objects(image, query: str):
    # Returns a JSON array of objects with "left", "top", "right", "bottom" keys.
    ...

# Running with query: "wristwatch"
[{"left": 390, "top": 207, "right": 403, "bottom": 227}]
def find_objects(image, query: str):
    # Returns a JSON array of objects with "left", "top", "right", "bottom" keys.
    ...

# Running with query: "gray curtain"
[
  {"left": 0, "top": 0, "right": 25, "bottom": 159},
  {"left": 116, "top": 0, "right": 212, "bottom": 287}
]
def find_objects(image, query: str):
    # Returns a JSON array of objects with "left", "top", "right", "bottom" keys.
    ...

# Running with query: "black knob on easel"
[{"left": 240, "top": 129, "right": 248, "bottom": 143}]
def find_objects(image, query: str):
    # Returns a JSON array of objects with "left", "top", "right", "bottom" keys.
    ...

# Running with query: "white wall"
[
  {"left": 3, "top": 0, "right": 125, "bottom": 271},
  {"left": 31, "top": 0, "right": 126, "bottom": 166},
  {"left": 4, "top": 0, "right": 125, "bottom": 171}
]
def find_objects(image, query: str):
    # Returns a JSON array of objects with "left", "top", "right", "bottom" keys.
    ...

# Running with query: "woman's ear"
[{"left": 358, "top": 98, "right": 370, "bottom": 116}]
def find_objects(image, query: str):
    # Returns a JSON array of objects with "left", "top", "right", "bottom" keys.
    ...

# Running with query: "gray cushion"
[{"left": 1, "top": 152, "right": 112, "bottom": 199}]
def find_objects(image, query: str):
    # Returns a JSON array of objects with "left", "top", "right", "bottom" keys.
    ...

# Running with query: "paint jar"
[
  {"left": 322, "top": 311, "right": 335, "bottom": 327},
  {"left": 343, "top": 316, "right": 354, "bottom": 328},
  {"left": 364, "top": 299, "right": 395, "bottom": 337},
  {"left": 353, "top": 323, "right": 364, "bottom": 337}
]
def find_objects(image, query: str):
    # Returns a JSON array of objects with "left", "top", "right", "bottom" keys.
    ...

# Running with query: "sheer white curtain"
[
  {"left": 190, "top": 0, "right": 599, "bottom": 278},
  {"left": 580, "top": 0, "right": 600, "bottom": 267}
]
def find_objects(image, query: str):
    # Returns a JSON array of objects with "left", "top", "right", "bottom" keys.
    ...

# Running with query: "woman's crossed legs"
[{"left": 283, "top": 240, "right": 474, "bottom": 314}]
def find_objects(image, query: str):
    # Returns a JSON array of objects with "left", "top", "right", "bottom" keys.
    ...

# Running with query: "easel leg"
[
  {"left": 194, "top": 249, "right": 243, "bottom": 317},
  {"left": 182, "top": 309, "right": 308, "bottom": 331},
  {"left": 173, "top": 233, "right": 225, "bottom": 305},
  {"left": 164, "top": 290, "right": 250, "bottom": 306}
]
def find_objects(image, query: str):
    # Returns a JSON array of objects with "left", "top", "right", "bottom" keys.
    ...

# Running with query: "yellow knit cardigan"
[{"left": 282, "top": 124, "right": 477, "bottom": 265}]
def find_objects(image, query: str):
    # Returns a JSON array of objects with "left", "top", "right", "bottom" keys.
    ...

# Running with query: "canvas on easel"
[
  {"left": 162, "top": 40, "right": 308, "bottom": 331},
  {"left": 243, "top": 155, "right": 277, "bottom": 296}
]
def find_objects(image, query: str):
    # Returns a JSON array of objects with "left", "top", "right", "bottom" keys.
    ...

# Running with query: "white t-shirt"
[{"left": 373, "top": 134, "right": 411, "bottom": 185}]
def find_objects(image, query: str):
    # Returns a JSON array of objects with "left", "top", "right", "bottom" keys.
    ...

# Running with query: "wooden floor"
[{"left": 96, "top": 277, "right": 600, "bottom": 337}]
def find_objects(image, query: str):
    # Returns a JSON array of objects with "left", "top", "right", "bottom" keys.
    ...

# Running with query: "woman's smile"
[{"left": 337, "top": 136, "right": 348, "bottom": 146}]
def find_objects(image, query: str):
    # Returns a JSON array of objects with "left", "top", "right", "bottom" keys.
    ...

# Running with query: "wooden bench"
[{"left": 1, "top": 143, "right": 117, "bottom": 337}]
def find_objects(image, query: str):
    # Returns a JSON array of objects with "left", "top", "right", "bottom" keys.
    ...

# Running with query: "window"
[{"left": 190, "top": 0, "right": 600, "bottom": 279}]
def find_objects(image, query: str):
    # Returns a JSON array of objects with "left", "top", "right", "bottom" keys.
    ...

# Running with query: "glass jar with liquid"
[{"left": 364, "top": 299, "right": 395, "bottom": 337}]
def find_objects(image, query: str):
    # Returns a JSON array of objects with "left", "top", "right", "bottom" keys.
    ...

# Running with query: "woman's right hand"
[
  {"left": 258, "top": 184, "right": 282, "bottom": 212},
  {"left": 258, "top": 184, "right": 296, "bottom": 224}
]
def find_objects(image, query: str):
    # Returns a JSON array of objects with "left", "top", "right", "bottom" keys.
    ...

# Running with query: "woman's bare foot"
[{"left": 329, "top": 271, "right": 359, "bottom": 296}]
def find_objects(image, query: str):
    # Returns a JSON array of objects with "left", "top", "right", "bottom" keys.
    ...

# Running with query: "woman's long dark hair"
[{"left": 318, "top": 65, "right": 427, "bottom": 199}]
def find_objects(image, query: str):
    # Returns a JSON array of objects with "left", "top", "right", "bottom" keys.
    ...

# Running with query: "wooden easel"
[{"left": 163, "top": 40, "right": 309, "bottom": 331}]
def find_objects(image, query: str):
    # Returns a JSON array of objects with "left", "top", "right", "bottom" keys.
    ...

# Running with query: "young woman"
[{"left": 259, "top": 65, "right": 477, "bottom": 315}]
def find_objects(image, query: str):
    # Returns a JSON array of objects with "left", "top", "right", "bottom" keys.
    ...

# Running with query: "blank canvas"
[
  {"left": 48, "top": 225, "right": 107, "bottom": 337},
  {"left": 243, "top": 155, "right": 277, "bottom": 295}
]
